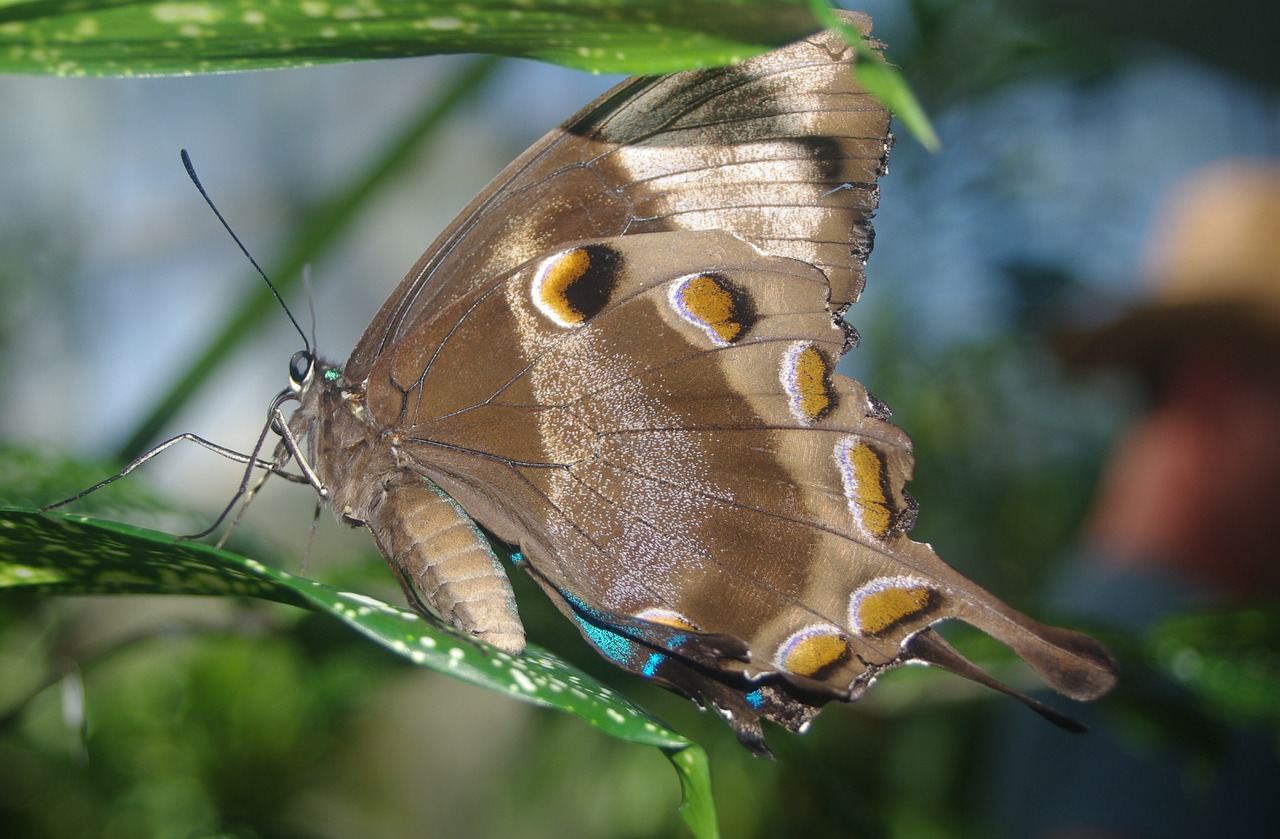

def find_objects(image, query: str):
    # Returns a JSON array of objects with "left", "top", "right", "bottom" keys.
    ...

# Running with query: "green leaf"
[
  {"left": 0, "top": 0, "right": 824, "bottom": 76},
  {"left": 668, "top": 739, "right": 719, "bottom": 839},
  {"left": 0, "top": 506, "right": 719, "bottom": 839},
  {"left": 0, "top": 1, "right": 933, "bottom": 148},
  {"left": 807, "top": 0, "right": 939, "bottom": 150}
]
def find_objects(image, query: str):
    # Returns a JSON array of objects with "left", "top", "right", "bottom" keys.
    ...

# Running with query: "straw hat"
[{"left": 1060, "top": 161, "right": 1280, "bottom": 368}]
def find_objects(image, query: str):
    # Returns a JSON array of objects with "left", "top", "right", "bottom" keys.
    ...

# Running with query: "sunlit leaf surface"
[{"left": 0, "top": 0, "right": 822, "bottom": 76}]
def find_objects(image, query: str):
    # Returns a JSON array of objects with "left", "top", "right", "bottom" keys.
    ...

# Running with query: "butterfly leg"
[{"left": 367, "top": 475, "right": 526, "bottom": 655}]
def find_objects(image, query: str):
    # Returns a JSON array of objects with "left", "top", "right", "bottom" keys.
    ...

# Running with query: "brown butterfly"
[{"left": 278, "top": 11, "right": 1115, "bottom": 754}]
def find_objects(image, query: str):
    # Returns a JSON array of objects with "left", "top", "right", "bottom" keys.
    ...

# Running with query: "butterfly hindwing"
[{"left": 374, "top": 230, "right": 1114, "bottom": 749}]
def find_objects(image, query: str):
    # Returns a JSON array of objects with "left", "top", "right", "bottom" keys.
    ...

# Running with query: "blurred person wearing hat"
[
  {"left": 1063, "top": 161, "right": 1280, "bottom": 599},
  {"left": 983, "top": 161, "right": 1280, "bottom": 839}
]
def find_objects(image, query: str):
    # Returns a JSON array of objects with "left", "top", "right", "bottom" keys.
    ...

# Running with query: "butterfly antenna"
[
  {"left": 180, "top": 149, "right": 311, "bottom": 354},
  {"left": 302, "top": 263, "right": 319, "bottom": 353}
]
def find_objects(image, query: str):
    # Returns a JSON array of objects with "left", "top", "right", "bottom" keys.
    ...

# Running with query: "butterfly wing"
[
  {"left": 368, "top": 229, "right": 1114, "bottom": 752},
  {"left": 344, "top": 12, "right": 889, "bottom": 384},
  {"left": 338, "top": 12, "right": 1116, "bottom": 752}
]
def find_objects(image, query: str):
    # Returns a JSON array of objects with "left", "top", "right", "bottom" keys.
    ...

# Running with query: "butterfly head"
[
  {"left": 285, "top": 349, "right": 348, "bottom": 413},
  {"left": 277, "top": 345, "right": 376, "bottom": 519},
  {"left": 287, "top": 349, "right": 317, "bottom": 395}
]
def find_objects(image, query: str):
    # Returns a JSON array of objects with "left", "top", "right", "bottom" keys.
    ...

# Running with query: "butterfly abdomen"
[{"left": 367, "top": 473, "right": 525, "bottom": 654}]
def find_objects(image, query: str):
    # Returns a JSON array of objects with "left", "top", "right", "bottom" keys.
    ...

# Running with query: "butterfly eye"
[{"left": 288, "top": 350, "right": 313, "bottom": 391}]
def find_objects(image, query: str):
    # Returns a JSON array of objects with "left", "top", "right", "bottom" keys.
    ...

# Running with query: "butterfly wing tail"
[{"left": 905, "top": 625, "right": 1111, "bottom": 731}]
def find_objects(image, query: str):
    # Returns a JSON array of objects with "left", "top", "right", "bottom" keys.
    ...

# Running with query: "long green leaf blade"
[
  {"left": 0, "top": 506, "right": 718, "bottom": 837},
  {"left": 0, "top": 0, "right": 823, "bottom": 76}
]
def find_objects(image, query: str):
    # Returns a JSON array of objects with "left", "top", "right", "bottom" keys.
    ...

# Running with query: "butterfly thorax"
[{"left": 288, "top": 358, "right": 388, "bottom": 525}]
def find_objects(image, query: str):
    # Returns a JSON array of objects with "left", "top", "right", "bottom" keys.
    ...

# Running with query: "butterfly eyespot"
[
  {"left": 850, "top": 577, "right": 936, "bottom": 636},
  {"left": 288, "top": 350, "right": 313, "bottom": 391},
  {"left": 781, "top": 342, "right": 837, "bottom": 423},
  {"left": 776, "top": 626, "right": 850, "bottom": 678},
  {"left": 835, "top": 437, "right": 900, "bottom": 538},
  {"left": 531, "top": 244, "right": 621, "bottom": 327},
  {"left": 668, "top": 272, "right": 756, "bottom": 346}
]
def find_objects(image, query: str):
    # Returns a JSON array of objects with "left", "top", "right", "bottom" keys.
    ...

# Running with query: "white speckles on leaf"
[
  {"left": 337, "top": 591, "right": 400, "bottom": 615},
  {"left": 150, "top": 3, "right": 221, "bottom": 25},
  {"left": 424, "top": 16, "right": 462, "bottom": 30},
  {"left": 510, "top": 668, "right": 537, "bottom": 693}
]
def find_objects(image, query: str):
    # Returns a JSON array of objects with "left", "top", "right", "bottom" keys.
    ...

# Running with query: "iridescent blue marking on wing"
[
  {"left": 561, "top": 589, "right": 602, "bottom": 619},
  {"left": 571, "top": 613, "right": 645, "bottom": 668},
  {"left": 559, "top": 590, "right": 689, "bottom": 650},
  {"left": 744, "top": 689, "right": 766, "bottom": 709},
  {"left": 557, "top": 590, "right": 641, "bottom": 667},
  {"left": 642, "top": 652, "right": 666, "bottom": 678},
  {"left": 556, "top": 589, "right": 692, "bottom": 674}
]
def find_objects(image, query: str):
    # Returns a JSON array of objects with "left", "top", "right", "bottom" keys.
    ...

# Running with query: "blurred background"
[{"left": 2, "top": 1, "right": 1278, "bottom": 837}]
